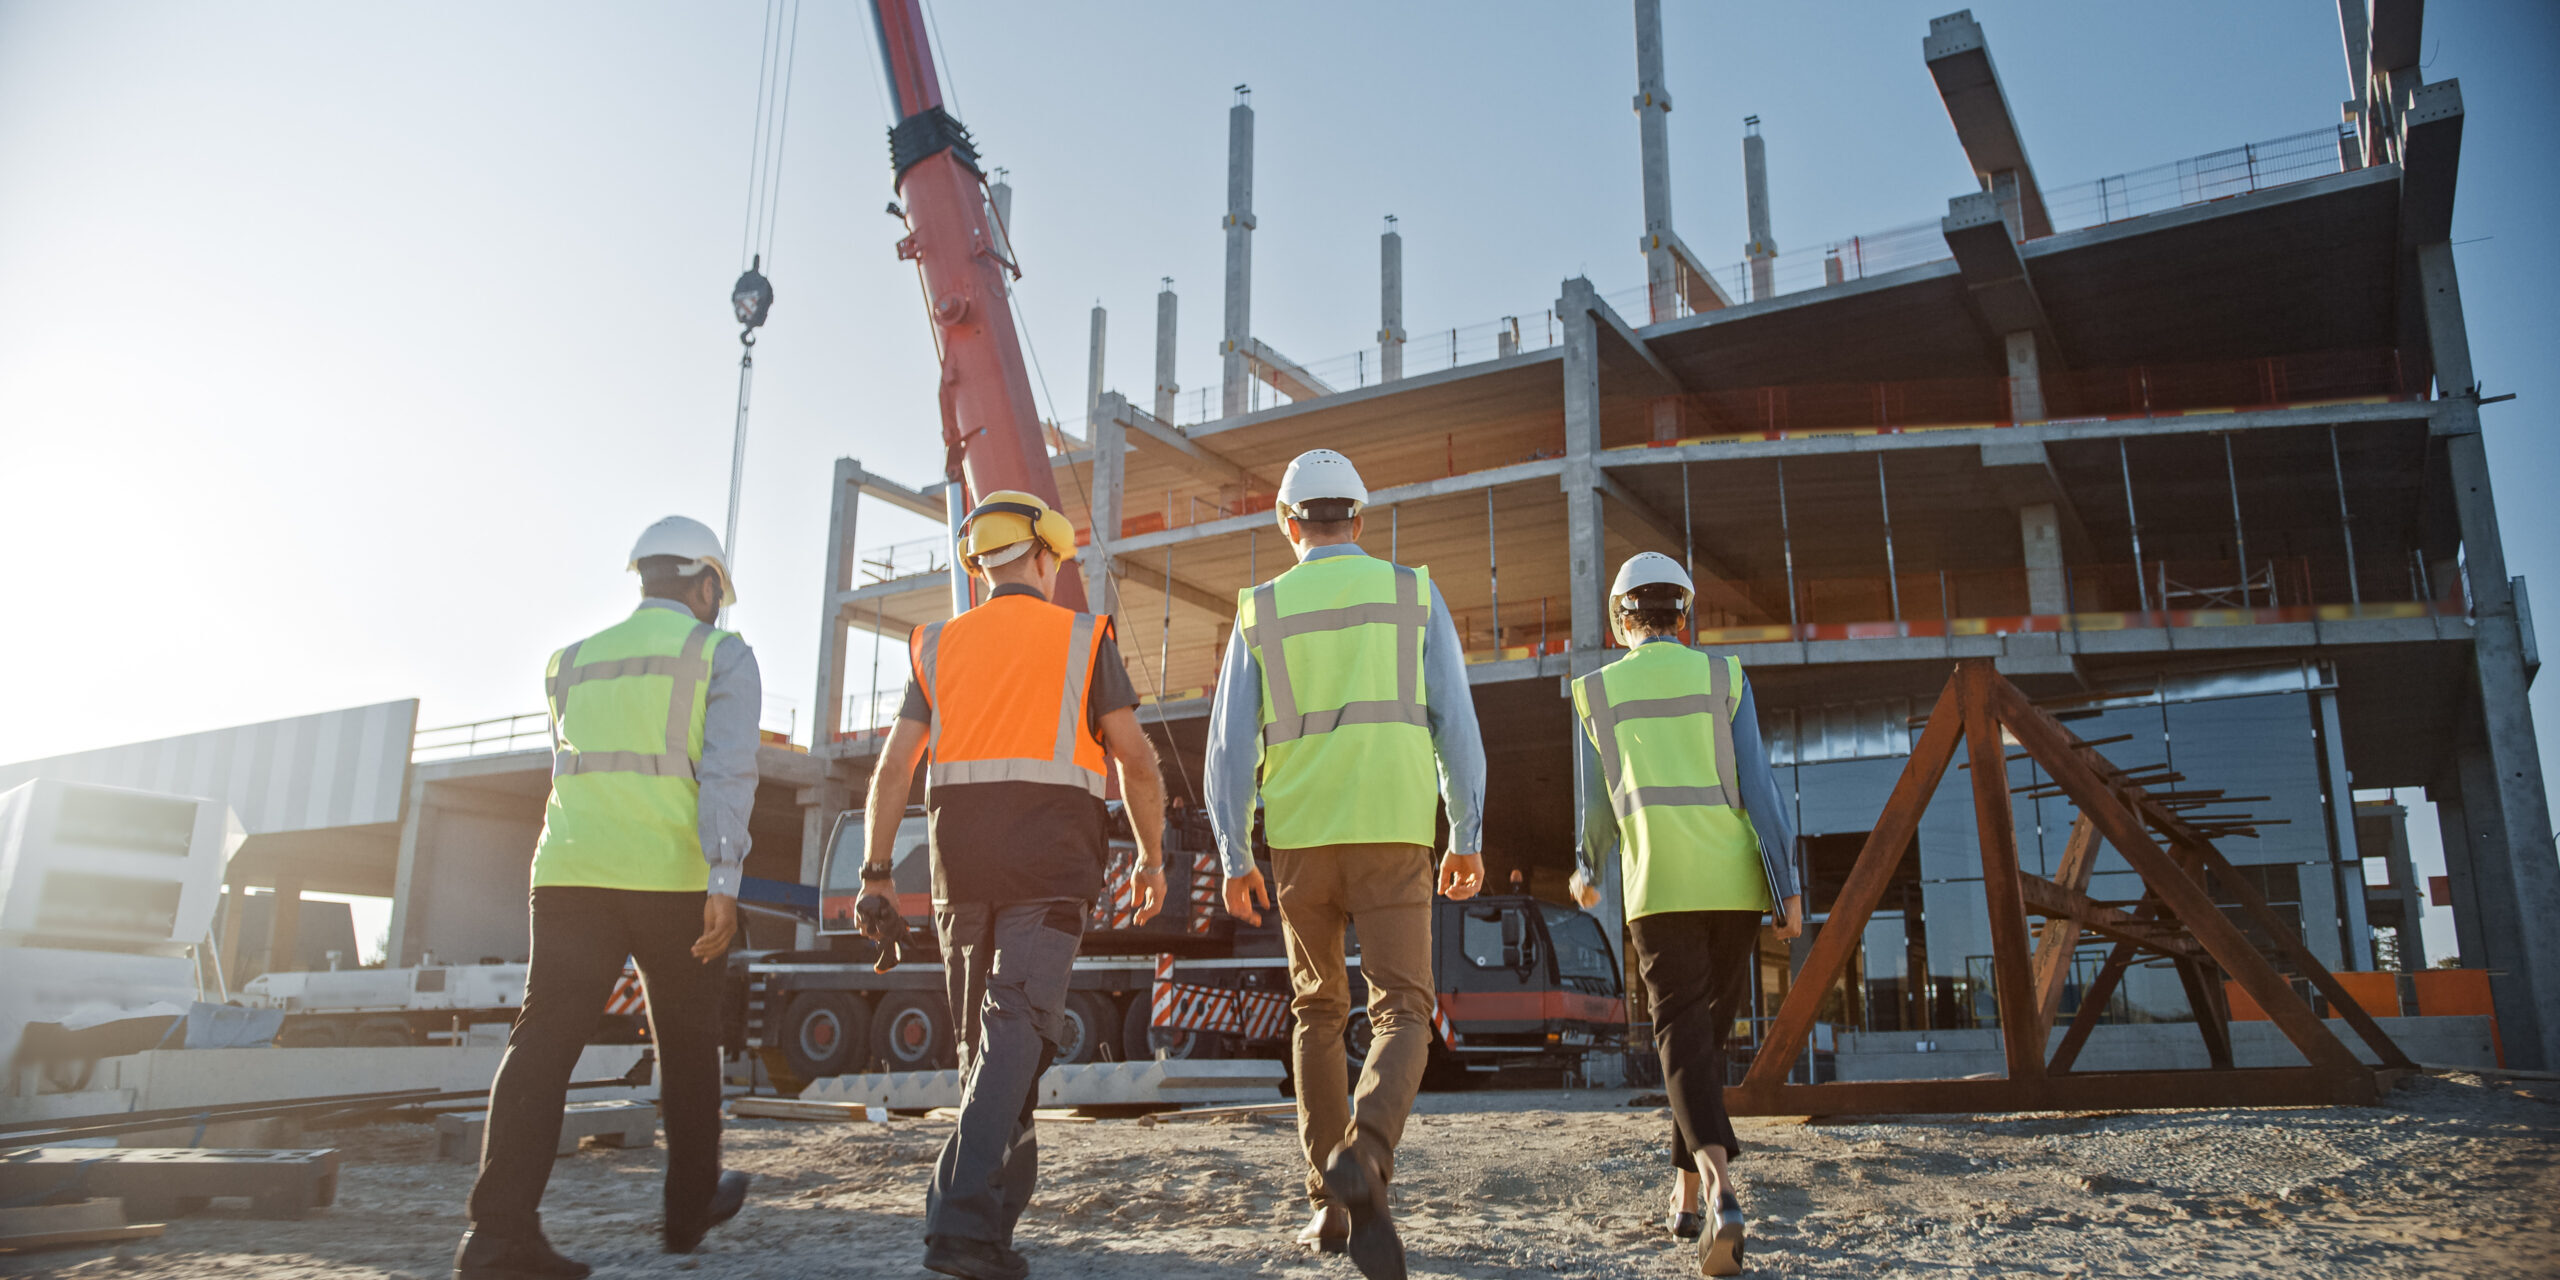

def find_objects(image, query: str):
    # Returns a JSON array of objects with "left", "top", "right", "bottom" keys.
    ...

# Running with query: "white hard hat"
[
  {"left": 1275, "top": 449, "right": 1369, "bottom": 525},
  {"left": 628, "top": 515, "right": 737, "bottom": 606},
  {"left": 1609, "top": 551, "right": 1693, "bottom": 611}
]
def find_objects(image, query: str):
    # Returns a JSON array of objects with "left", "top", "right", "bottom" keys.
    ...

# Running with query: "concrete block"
[
  {"left": 0, "top": 1045, "right": 654, "bottom": 1127},
  {"left": 801, "top": 1058, "right": 1287, "bottom": 1111},
  {"left": 435, "top": 1099, "right": 656, "bottom": 1162}
]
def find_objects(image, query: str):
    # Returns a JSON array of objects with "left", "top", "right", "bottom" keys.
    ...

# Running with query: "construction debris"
[
  {"left": 433, "top": 1099, "right": 655, "bottom": 1161},
  {"left": 0, "top": 1147, "right": 340, "bottom": 1221}
]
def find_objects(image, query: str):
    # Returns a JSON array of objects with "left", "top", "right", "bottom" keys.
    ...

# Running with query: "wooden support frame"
[{"left": 1730, "top": 660, "right": 2409, "bottom": 1117}]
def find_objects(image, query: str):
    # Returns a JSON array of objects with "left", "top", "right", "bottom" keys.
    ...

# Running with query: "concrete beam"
[
  {"left": 1103, "top": 457, "right": 1571, "bottom": 559},
  {"left": 2398, "top": 78, "right": 2463, "bottom": 248},
  {"left": 2335, "top": 0, "right": 2372, "bottom": 112},
  {"left": 2368, "top": 0, "right": 2424, "bottom": 72},
  {"left": 1112, "top": 398, "right": 1265, "bottom": 491},
  {"left": 1603, "top": 397, "right": 2435, "bottom": 469},
  {"left": 854, "top": 469, "right": 946, "bottom": 523},
  {"left": 812, "top": 459, "right": 862, "bottom": 747},
  {"left": 1111, "top": 552, "right": 1238, "bottom": 621},
  {"left": 835, "top": 568, "right": 949, "bottom": 612},
  {"left": 1942, "top": 191, "right": 2059, "bottom": 353},
  {"left": 1593, "top": 470, "right": 1766, "bottom": 622},
  {"left": 1581, "top": 293, "right": 1685, "bottom": 397},
  {"left": 1241, "top": 337, "right": 1336, "bottom": 402},
  {"left": 1923, "top": 9, "right": 2053, "bottom": 239}
]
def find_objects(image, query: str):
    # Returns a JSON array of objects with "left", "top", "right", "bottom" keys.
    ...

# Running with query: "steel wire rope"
[{"left": 722, "top": 0, "right": 804, "bottom": 598}]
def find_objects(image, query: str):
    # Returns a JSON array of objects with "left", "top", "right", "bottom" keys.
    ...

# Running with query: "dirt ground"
[{"left": 5, "top": 1072, "right": 2554, "bottom": 1279}]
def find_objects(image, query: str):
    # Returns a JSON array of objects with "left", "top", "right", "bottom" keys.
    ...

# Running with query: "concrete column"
[
  {"left": 2019, "top": 503, "right": 2065, "bottom": 616},
  {"left": 1632, "top": 0, "right": 1678, "bottom": 323},
  {"left": 2317, "top": 687, "right": 2374, "bottom": 970},
  {"left": 2428, "top": 779, "right": 2486, "bottom": 969},
  {"left": 1220, "top": 89, "right": 1255, "bottom": 419},
  {"left": 811, "top": 459, "right": 859, "bottom": 749},
  {"left": 1085, "top": 392, "right": 1128, "bottom": 614},
  {"left": 1153, "top": 280, "right": 1178, "bottom": 422},
  {"left": 1557, "top": 278, "right": 1609, "bottom": 666},
  {"left": 2420, "top": 239, "right": 2560, "bottom": 1068},
  {"left": 1990, "top": 169, "right": 2025, "bottom": 241},
  {"left": 1743, "top": 116, "right": 1776, "bottom": 302},
  {"left": 264, "top": 878, "right": 304, "bottom": 977},
  {"left": 1378, "top": 218, "right": 1406, "bottom": 383},
  {"left": 1496, "top": 317, "right": 1520, "bottom": 359},
  {"left": 2005, "top": 330, "right": 2046, "bottom": 422},
  {"left": 1085, "top": 304, "right": 1107, "bottom": 427}
]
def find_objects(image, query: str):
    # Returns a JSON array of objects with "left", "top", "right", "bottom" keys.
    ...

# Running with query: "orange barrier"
[{"left": 2226, "top": 968, "right": 2504, "bottom": 1067}]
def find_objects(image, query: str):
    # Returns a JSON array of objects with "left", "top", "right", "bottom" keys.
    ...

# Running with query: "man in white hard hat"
[
  {"left": 1204, "top": 448, "right": 1486, "bottom": 1280},
  {"left": 859, "top": 490, "right": 1168, "bottom": 1280},
  {"left": 1568, "top": 551, "right": 1799, "bottom": 1277},
  {"left": 456, "top": 515, "right": 759, "bottom": 1280}
]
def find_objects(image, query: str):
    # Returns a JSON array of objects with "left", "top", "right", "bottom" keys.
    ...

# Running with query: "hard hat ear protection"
[{"left": 960, "top": 494, "right": 1079, "bottom": 569}]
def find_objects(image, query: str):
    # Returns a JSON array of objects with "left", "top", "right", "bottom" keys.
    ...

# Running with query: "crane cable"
[{"left": 723, "top": 0, "right": 803, "bottom": 591}]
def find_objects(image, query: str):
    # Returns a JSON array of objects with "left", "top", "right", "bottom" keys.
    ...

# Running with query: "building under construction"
[{"left": 797, "top": 3, "right": 2556, "bottom": 1071}]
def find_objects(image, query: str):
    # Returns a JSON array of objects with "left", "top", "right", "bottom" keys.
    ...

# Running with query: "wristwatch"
[{"left": 860, "top": 862, "right": 895, "bottom": 883}]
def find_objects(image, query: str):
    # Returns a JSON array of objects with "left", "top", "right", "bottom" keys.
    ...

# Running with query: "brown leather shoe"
[
  {"left": 1295, "top": 1204, "right": 1348, "bottom": 1254},
  {"left": 1320, "top": 1146, "right": 1405, "bottom": 1280}
]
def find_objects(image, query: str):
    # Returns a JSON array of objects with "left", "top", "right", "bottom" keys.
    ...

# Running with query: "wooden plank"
[
  {"left": 1989, "top": 678, "right": 2366, "bottom": 1075},
  {"left": 2018, "top": 872, "right": 2202, "bottom": 960},
  {"left": 730, "top": 1097, "right": 881, "bottom": 1123},
  {"left": 1964, "top": 663, "right": 2048, "bottom": 1084},
  {"left": 921, "top": 1107, "right": 1096, "bottom": 1124},
  {"left": 2030, "top": 815, "right": 2101, "bottom": 1031},
  {"left": 2181, "top": 840, "right": 2419, "bottom": 1071},
  {"left": 1144, "top": 1101, "right": 1297, "bottom": 1121},
  {"left": 1739, "top": 676, "right": 1967, "bottom": 1102}
]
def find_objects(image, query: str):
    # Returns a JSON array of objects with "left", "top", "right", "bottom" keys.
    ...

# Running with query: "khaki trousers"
[{"left": 1272, "top": 842, "right": 1436, "bottom": 1205}]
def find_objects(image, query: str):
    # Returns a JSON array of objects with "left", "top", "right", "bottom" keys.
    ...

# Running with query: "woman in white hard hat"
[{"left": 1568, "top": 552, "right": 1801, "bottom": 1276}]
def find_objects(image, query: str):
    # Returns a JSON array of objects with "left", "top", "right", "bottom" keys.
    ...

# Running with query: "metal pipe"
[
  {"left": 1877, "top": 453, "right": 1901, "bottom": 622},
  {"left": 2223, "top": 434, "right": 2251, "bottom": 607},
  {"left": 2119, "top": 437, "right": 2150, "bottom": 613},
  {"left": 1682, "top": 461, "right": 1695, "bottom": 644},
  {"left": 1486, "top": 488, "right": 1501, "bottom": 648},
  {"left": 2328, "top": 425, "right": 2361, "bottom": 606},
  {"left": 1160, "top": 546, "right": 1174, "bottom": 689},
  {"left": 1776, "top": 459, "right": 1800, "bottom": 635},
  {"left": 867, "top": 597, "right": 885, "bottom": 733}
]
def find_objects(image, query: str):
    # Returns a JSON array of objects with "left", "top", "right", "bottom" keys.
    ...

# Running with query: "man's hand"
[
  {"left": 1567, "top": 869, "right": 1602, "bottom": 909},
  {"left": 1772, "top": 893, "right": 1805, "bottom": 941},
  {"left": 692, "top": 894, "right": 739, "bottom": 963},
  {"left": 1438, "top": 852, "right": 1485, "bottom": 901},
  {"left": 1130, "top": 864, "right": 1168, "bottom": 925},
  {"left": 1222, "top": 867, "right": 1271, "bottom": 926}
]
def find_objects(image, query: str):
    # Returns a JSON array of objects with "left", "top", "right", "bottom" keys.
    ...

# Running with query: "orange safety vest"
[{"left": 908, "top": 592, "right": 1111, "bottom": 797}]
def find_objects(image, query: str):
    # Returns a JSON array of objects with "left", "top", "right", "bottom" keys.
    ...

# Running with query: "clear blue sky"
[{"left": 3, "top": 2, "right": 2552, "bottom": 962}]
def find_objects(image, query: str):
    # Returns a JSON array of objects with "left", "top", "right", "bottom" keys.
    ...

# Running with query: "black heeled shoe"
[{"left": 1665, "top": 1208, "right": 1704, "bottom": 1241}]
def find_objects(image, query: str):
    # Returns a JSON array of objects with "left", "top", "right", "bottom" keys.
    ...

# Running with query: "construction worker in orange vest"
[{"left": 857, "top": 490, "right": 1169, "bottom": 1280}]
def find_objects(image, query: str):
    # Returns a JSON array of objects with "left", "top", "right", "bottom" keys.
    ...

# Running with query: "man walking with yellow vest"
[
  {"left": 858, "top": 491, "right": 1169, "bottom": 1280},
  {"left": 1569, "top": 552, "right": 1800, "bottom": 1277},
  {"left": 456, "top": 516, "right": 758, "bottom": 1280},
  {"left": 1205, "top": 449, "right": 1485, "bottom": 1280}
]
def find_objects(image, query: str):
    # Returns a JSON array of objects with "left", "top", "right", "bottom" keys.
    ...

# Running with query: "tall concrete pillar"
[
  {"left": 2005, "top": 331, "right": 2045, "bottom": 422},
  {"left": 1153, "top": 279, "right": 1179, "bottom": 422},
  {"left": 1557, "top": 278, "right": 1610, "bottom": 664},
  {"left": 1085, "top": 303, "right": 1107, "bottom": 426},
  {"left": 1742, "top": 116, "right": 1776, "bottom": 302},
  {"left": 1632, "top": 0, "right": 1678, "bottom": 323},
  {"left": 1220, "top": 88, "right": 1256, "bottom": 419},
  {"left": 1086, "top": 392, "right": 1128, "bottom": 614},
  {"left": 264, "top": 878, "right": 304, "bottom": 977},
  {"left": 811, "top": 459, "right": 860, "bottom": 749},
  {"left": 2420, "top": 239, "right": 2560, "bottom": 1068},
  {"left": 1378, "top": 217, "right": 1406, "bottom": 383},
  {"left": 2019, "top": 503, "right": 2065, "bottom": 615}
]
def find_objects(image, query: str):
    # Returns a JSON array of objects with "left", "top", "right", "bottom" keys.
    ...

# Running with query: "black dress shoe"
[
  {"left": 663, "top": 1169, "right": 752, "bottom": 1254},
  {"left": 453, "top": 1228, "right": 591, "bottom": 1280},
  {"left": 1320, "top": 1147, "right": 1406, "bottom": 1280},
  {"left": 1665, "top": 1209, "right": 1703, "bottom": 1241},
  {"left": 923, "top": 1233, "right": 1030, "bottom": 1280}
]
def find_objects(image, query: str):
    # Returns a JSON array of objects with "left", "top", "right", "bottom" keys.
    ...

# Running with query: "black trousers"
[
  {"left": 466, "top": 886, "right": 724, "bottom": 1235},
  {"left": 1627, "top": 909, "right": 1762, "bottom": 1171}
]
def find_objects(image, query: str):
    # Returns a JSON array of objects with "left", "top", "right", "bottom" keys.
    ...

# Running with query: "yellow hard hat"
[{"left": 960, "top": 490, "right": 1079, "bottom": 570}]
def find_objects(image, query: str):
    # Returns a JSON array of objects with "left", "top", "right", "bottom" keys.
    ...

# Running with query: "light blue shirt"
[
  {"left": 636, "top": 598, "right": 761, "bottom": 897},
  {"left": 1203, "top": 544, "right": 1486, "bottom": 876},
  {"left": 1574, "top": 636, "right": 1801, "bottom": 909}
]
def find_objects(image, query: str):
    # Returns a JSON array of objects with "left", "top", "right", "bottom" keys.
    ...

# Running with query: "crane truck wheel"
[
  {"left": 352, "top": 1018, "right": 417, "bottom": 1048},
  {"left": 782, "top": 992, "right": 872, "bottom": 1082},
  {"left": 1055, "top": 992, "right": 1114, "bottom": 1064},
  {"left": 870, "top": 992, "right": 955, "bottom": 1070},
  {"left": 1119, "top": 991, "right": 1214, "bottom": 1062}
]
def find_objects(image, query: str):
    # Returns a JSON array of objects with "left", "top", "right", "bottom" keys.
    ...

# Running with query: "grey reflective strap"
[
  {"left": 555, "top": 749, "right": 699, "bottom": 779},
  {"left": 1709, "top": 656, "right": 1740, "bottom": 810},
  {"left": 1054, "top": 614, "right": 1097, "bottom": 764},
  {"left": 1267, "top": 597, "right": 1430, "bottom": 640},
  {"left": 1393, "top": 566, "right": 1419, "bottom": 712},
  {"left": 661, "top": 624, "right": 713, "bottom": 770},
  {"left": 1592, "top": 656, "right": 1739, "bottom": 817},
  {"left": 1584, "top": 675, "right": 1629, "bottom": 802},
  {"left": 554, "top": 653, "right": 706, "bottom": 691},
  {"left": 1249, "top": 583, "right": 1300, "bottom": 734},
  {"left": 917, "top": 621, "right": 947, "bottom": 754},
  {"left": 1609, "top": 784, "right": 1734, "bottom": 818},
  {"left": 1260, "top": 699, "right": 1431, "bottom": 747},
  {"left": 928, "top": 757, "right": 1108, "bottom": 797}
]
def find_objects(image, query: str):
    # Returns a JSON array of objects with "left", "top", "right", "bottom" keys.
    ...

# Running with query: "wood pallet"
[{"left": 1730, "top": 660, "right": 2413, "bottom": 1117}]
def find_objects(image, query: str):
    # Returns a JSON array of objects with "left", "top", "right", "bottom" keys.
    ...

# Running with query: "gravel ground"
[{"left": 4, "top": 1072, "right": 2553, "bottom": 1279}]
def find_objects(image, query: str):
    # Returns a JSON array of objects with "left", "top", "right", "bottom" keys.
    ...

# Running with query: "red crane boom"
[{"left": 870, "top": 0, "right": 1089, "bottom": 611}]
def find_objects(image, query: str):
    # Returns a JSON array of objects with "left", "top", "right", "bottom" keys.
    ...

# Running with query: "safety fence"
[
  {"left": 2041, "top": 126, "right": 2350, "bottom": 235},
  {"left": 413, "top": 712, "right": 550, "bottom": 761}
]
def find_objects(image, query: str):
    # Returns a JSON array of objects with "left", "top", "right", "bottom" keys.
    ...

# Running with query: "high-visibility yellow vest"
[
  {"left": 532, "top": 606, "right": 732, "bottom": 892},
  {"left": 1238, "top": 554, "right": 1438, "bottom": 850},
  {"left": 1572, "top": 643, "right": 1770, "bottom": 920}
]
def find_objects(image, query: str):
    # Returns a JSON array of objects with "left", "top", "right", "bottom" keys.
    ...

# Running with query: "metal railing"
[{"left": 413, "top": 712, "right": 550, "bottom": 761}]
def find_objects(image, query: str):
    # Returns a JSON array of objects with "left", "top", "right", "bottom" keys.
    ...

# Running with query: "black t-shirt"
[{"left": 900, "top": 586, "right": 1142, "bottom": 905}]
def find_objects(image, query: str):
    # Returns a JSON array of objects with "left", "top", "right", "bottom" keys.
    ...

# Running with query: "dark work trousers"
[
  {"left": 1627, "top": 909, "right": 1763, "bottom": 1171},
  {"left": 926, "top": 899, "right": 1085, "bottom": 1248},
  {"left": 467, "top": 886, "right": 724, "bottom": 1236}
]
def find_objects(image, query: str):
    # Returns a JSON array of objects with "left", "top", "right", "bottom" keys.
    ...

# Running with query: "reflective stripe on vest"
[
  {"left": 1245, "top": 565, "right": 1427, "bottom": 747},
  {"left": 1583, "top": 656, "right": 1738, "bottom": 819},
  {"left": 915, "top": 608, "right": 1107, "bottom": 798},
  {"left": 547, "top": 624, "right": 714, "bottom": 780}
]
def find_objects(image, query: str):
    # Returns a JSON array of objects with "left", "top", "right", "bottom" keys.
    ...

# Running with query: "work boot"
[
  {"left": 662, "top": 1169, "right": 752, "bottom": 1254},
  {"left": 1320, "top": 1145, "right": 1405, "bottom": 1280},
  {"left": 1296, "top": 1203, "right": 1349, "bottom": 1254},
  {"left": 452, "top": 1228, "right": 591, "bottom": 1280},
  {"left": 923, "top": 1233, "right": 1030, "bottom": 1280}
]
